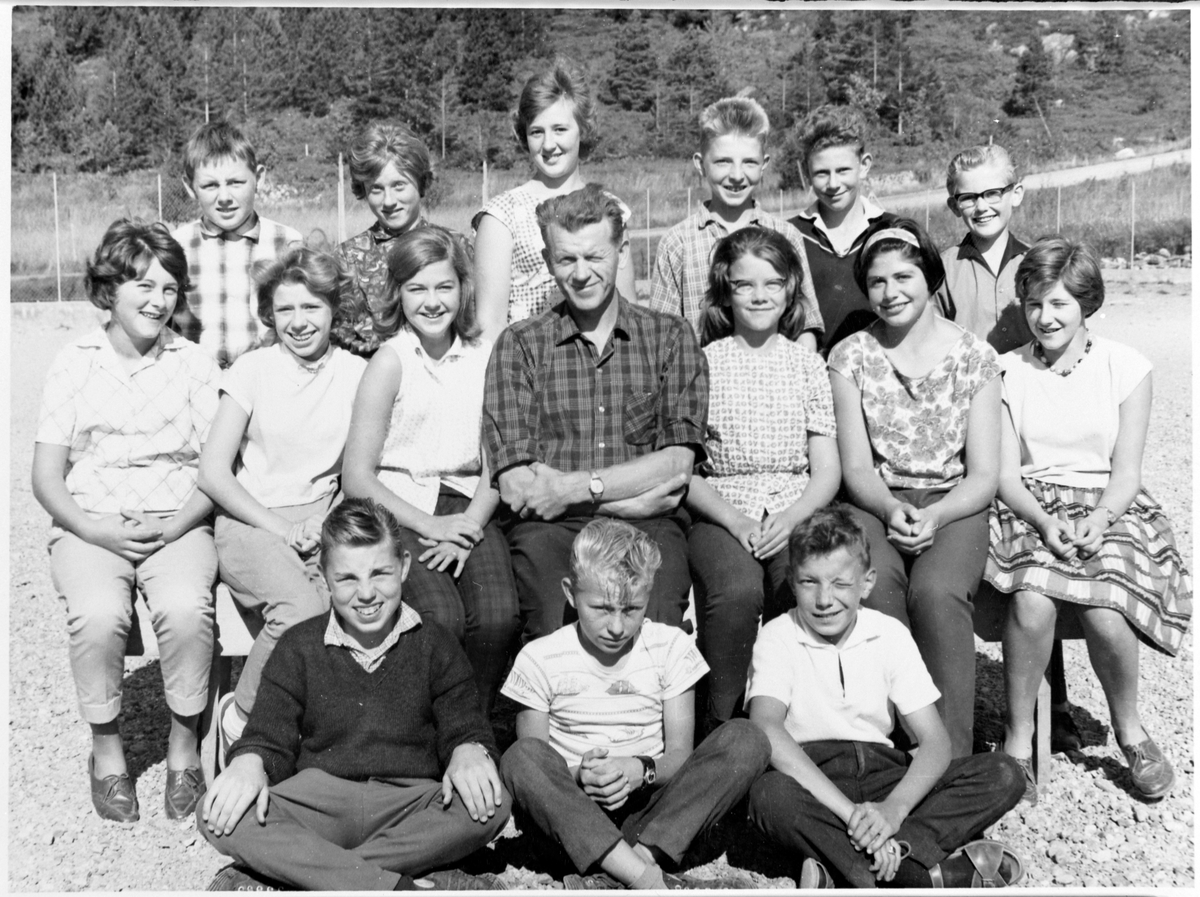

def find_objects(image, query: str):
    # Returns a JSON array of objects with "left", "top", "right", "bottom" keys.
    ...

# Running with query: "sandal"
[{"left": 928, "top": 839, "right": 1024, "bottom": 888}]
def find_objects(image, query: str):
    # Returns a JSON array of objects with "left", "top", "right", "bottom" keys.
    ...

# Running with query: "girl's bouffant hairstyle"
[
  {"left": 85, "top": 218, "right": 191, "bottom": 311},
  {"left": 513, "top": 57, "right": 598, "bottom": 160},
  {"left": 797, "top": 105, "right": 869, "bottom": 178},
  {"left": 788, "top": 504, "right": 872, "bottom": 575},
  {"left": 252, "top": 247, "right": 362, "bottom": 350},
  {"left": 376, "top": 226, "right": 481, "bottom": 344},
  {"left": 569, "top": 519, "right": 663, "bottom": 608},
  {"left": 853, "top": 217, "right": 946, "bottom": 297},
  {"left": 701, "top": 227, "right": 808, "bottom": 346},
  {"left": 347, "top": 122, "right": 434, "bottom": 201},
  {"left": 318, "top": 497, "right": 407, "bottom": 568},
  {"left": 1014, "top": 235, "right": 1105, "bottom": 318}
]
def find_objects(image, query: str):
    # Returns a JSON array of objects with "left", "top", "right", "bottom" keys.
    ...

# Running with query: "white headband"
[{"left": 863, "top": 228, "right": 921, "bottom": 252}]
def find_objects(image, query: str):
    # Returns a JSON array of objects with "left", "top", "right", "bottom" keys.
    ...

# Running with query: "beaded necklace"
[{"left": 1033, "top": 335, "right": 1092, "bottom": 377}]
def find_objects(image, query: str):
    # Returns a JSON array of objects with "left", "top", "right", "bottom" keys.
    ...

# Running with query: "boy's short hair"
[
  {"left": 1015, "top": 235, "right": 1105, "bottom": 318},
  {"left": 183, "top": 120, "right": 258, "bottom": 184},
  {"left": 536, "top": 182, "right": 625, "bottom": 247},
  {"left": 698, "top": 96, "right": 770, "bottom": 153},
  {"left": 252, "top": 246, "right": 363, "bottom": 350},
  {"left": 945, "top": 144, "right": 1018, "bottom": 197},
  {"left": 379, "top": 225, "right": 480, "bottom": 343},
  {"left": 797, "top": 105, "right": 869, "bottom": 177},
  {"left": 569, "top": 519, "right": 662, "bottom": 608},
  {"left": 348, "top": 122, "right": 433, "bottom": 201},
  {"left": 703, "top": 227, "right": 808, "bottom": 344},
  {"left": 513, "top": 57, "right": 598, "bottom": 160},
  {"left": 853, "top": 217, "right": 946, "bottom": 296},
  {"left": 788, "top": 504, "right": 871, "bottom": 575},
  {"left": 319, "top": 497, "right": 406, "bottom": 566},
  {"left": 85, "top": 218, "right": 191, "bottom": 311}
]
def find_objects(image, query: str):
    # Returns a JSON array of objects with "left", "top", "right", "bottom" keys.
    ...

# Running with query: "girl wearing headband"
[{"left": 828, "top": 217, "right": 1001, "bottom": 759}]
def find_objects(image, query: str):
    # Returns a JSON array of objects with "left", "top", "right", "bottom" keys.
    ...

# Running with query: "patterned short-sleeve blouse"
[
  {"left": 702, "top": 336, "right": 837, "bottom": 516},
  {"left": 828, "top": 322, "right": 999, "bottom": 490}
]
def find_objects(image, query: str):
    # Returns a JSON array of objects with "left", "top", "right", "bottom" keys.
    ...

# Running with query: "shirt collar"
[
  {"left": 787, "top": 606, "right": 880, "bottom": 652},
  {"left": 794, "top": 192, "right": 888, "bottom": 225},
  {"left": 695, "top": 199, "right": 770, "bottom": 232},
  {"left": 397, "top": 325, "right": 467, "bottom": 362},
  {"left": 199, "top": 213, "right": 261, "bottom": 243},
  {"left": 552, "top": 293, "right": 633, "bottom": 346},
  {"left": 80, "top": 326, "right": 184, "bottom": 375},
  {"left": 955, "top": 231, "right": 1029, "bottom": 275},
  {"left": 368, "top": 217, "right": 430, "bottom": 245},
  {"left": 323, "top": 603, "right": 421, "bottom": 668}
]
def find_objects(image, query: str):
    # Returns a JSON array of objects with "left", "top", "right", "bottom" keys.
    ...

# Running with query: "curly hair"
[
  {"left": 376, "top": 226, "right": 480, "bottom": 344},
  {"left": 700, "top": 227, "right": 809, "bottom": 345},
  {"left": 513, "top": 57, "right": 598, "bottom": 160},
  {"left": 85, "top": 218, "right": 191, "bottom": 312},
  {"left": 347, "top": 122, "right": 433, "bottom": 201},
  {"left": 796, "top": 105, "right": 869, "bottom": 178},
  {"left": 252, "top": 247, "right": 363, "bottom": 351}
]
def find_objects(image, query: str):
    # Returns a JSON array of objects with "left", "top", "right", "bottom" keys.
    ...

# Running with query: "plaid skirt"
[{"left": 985, "top": 479, "right": 1192, "bottom": 656}]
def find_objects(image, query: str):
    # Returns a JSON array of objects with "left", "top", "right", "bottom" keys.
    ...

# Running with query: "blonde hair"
[
  {"left": 945, "top": 144, "right": 1018, "bottom": 196},
  {"left": 569, "top": 519, "right": 662, "bottom": 607},
  {"left": 699, "top": 96, "right": 770, "bottom": 153}
]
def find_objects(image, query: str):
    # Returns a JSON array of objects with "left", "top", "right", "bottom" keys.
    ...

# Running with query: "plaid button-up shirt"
[
  {"left": 172, "top": 214, "right": 303, "bottom": 367},
  {"left": 483, "top": 296, "right": 709, "bottom": 482}
]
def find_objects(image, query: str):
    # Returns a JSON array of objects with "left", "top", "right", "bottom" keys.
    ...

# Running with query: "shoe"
[
  {"left": 799, "top": 858, "right": 834, "bottom": 889},
  {"left": 563, "top": 872, "right": 621, "bottom": 890},
  {"left": 1121, "top": 737, "right": 1175, "bottom": 800},
  {"left": 215, "top": 692, "right": 241, "bottom": 773},
  {"left": 1050, "top": 708, "right": 1084, "bottom": 753},
  {"left": 1012, "top": 755, "right": 1038, "bottom": 806},
  {"left": 206, "top": 864, "right": 281, "bottom": 891},
  {"left": 165, "top": 766, "right": 207, "bottom": 820},
  {"left": 928, "top": 839, "right": 1024, "bottom": 888},
  {"left": 422, "top": 869, "right": 508, "bottom": 891},
  {"left": 89, "top": 754, "right": 139, "bottom": 823}
]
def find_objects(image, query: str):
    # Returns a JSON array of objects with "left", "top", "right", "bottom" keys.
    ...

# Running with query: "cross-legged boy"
[
  {"left": 649, "top": 96, "right": 822, "bottom": 351},
  {"left": 500, "top": 519, "right": 771, "bottom": 889},
  {"left": 936, "top": 144, "right": 1031, "bottom": 353},
  {"left": 787, "top": 105, "right": 898, "bottom": 354},
  {"left": 199, "top": 498, "right": 509, "bottom": 891},
  {"left": 172, "top": 120, "right": 302, "bottom": 367},
  {"left": 747, "top": 506, "right": 1026, "bottom": 889}
]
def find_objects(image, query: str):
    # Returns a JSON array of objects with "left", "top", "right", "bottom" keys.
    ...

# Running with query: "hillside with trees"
[{"left": 12, "top": 7, "right": 1189, "bottom": 186}]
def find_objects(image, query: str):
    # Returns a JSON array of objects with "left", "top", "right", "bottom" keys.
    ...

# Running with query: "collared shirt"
[
  {"left": 36, "top": 327, "right": 221, "bottom": 514},
  {"left": 323, "top": 603, "right": 422, "bottom": 673},
  {"left": 172, "top": 214, "right": 304, "bottom": 367},
  {"left": 483, "top": 295, "right": 709, "bottom": 481},
  {"left": 701, "top": 336, "right": 836, "bottom": 516},
  {"left": 745, "top": 607, "right": 940, "bottom": 747},
  {"left": 335, "top": 218, "right": 433, "bottom": 357},
  {"left": 376, "top": 328, "right": 492, "bottom": 515},
  {"left": 648, "top": 201, "right": 822, "bottom": 340},
  {"left": 790, "top": 196, "right": 896, "bottom": 354},
  {"left": 936, "top": 232, "right": 1032, "bottom": 354}
]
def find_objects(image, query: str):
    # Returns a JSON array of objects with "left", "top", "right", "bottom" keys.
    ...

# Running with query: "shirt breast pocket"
[{"left": 623, "top": 389, "right": 660, "bottom": 447}]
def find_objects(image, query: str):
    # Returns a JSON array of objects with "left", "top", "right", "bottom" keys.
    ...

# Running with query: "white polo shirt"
[{"left": 745, "top": 607, "right": 940, "bottom": 747}]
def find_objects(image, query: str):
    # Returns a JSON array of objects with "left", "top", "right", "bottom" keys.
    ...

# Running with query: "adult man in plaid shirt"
[{"left": 483, "top": 184, "right": 708, "bottom": 644}]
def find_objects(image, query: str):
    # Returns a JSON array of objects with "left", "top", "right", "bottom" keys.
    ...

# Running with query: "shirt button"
[
  {"left": 598, "top": 405, "right": 605, "bottom": 413},
  {"left": 598, "top": 442, "right": 606, "bottom": 449}
]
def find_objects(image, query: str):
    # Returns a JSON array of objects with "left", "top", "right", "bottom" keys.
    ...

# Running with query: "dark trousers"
[
  {"left": 748, "top": 741, "right": 1024, "bottom": 889},
  {"left": 848, "top": 492, "right": 987, "bottom": 757},
  {"left": 396, "top": 491, "right": 520, "bottom": 715},
  {"left": 504, "top": 510, "right": 692, "bottom": 644},
  {"left": 201, "top": 768, "right": 511, "bottom": 891},
  {"left": 500, "top": 719, "right": 771, "bottom": 873},
  {"left": 687, "top": 521, "right": 793, "bottom": 730}
]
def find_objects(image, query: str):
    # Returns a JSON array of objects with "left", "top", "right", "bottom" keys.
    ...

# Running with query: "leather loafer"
[
  {"left": 1121, "top": 737, "right": 1175, "bottom": 800},
  {"left": 89, "top": 754, "right": 139, "bottom": 823},
  {"left": 165, "top": 766, "right": 207, "bottom": 820}
]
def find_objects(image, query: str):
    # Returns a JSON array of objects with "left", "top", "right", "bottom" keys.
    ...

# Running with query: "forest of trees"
[{"left": 11, "top": 7, "right": 1190, "bottom": 184}]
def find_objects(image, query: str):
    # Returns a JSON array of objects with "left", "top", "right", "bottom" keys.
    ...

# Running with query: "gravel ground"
[{"left": 8, "top": 280, "right": 1193, "bottom": 891}]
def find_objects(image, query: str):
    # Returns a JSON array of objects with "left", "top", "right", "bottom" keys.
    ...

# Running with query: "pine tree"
[
  {"left": 458, "top": 9, "right": 530, "bottom": 112},
  {"left": 12, "top": 36, "right": 85, "bottom": 170},
  {"left": 1003, "top": 37, "right": 1052, "bottom": 117},
  {"left": 602, "top": 12, "right": 656, "bottom": 112}
]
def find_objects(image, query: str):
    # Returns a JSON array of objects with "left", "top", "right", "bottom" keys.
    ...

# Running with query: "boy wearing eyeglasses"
[{"left": 936, "top": 145, "right": 1031, "bottom": 353}]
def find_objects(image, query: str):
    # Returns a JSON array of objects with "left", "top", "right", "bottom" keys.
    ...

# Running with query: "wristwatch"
[
  {"left": 1096, "top": 505, "right": 1117, "bottom": 527},
  {"left": 635, "top": 755, "right": 657, "bottom": 789},
  {"left": 589, "top": 470, "right": 605, "bottom": 504}
]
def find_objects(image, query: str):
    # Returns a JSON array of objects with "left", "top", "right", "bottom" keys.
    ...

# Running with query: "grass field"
[{"left": 11, "top": 159, "right": 1189, "bottom": 299}]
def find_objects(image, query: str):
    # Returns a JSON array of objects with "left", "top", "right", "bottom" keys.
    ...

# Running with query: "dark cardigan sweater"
[{"left": 227, "top": 613, "right": 498, "bottom": 785}]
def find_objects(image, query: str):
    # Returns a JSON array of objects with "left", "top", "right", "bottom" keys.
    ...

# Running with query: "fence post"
[
  {"left": 1130, "top": 178, "right": 1136, "bottom": 272},
  {"left": 1056, "top": 184, "right": 1061, "bottom": 233},
  {"left": 53, "top": 171, "right": 63, "bottom": 302},
  {"left": 157, "top": 172, "right": 163, "bottom": 222},
  {"left": 687, "top": 187, "right": 691, "bottom": 221},
  {"left": 924, "top": 192, "right": 930, "bottom": 230},
  {"left": 779, "top": 189, "right": 784, "bottom": 218},
  {"left": 337, "top": 153, "right": 346, "bottom": 244},
  {"left": 646, "top": 188, "right": 652, "bottom": 280},
  {"left": 482, "top": 159, "right": 489, "bottom": 206}
]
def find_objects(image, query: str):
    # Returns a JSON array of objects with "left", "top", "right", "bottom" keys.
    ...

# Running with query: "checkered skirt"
[{"left": 985, "top": 479, "right": 1192, "bottom": 656}]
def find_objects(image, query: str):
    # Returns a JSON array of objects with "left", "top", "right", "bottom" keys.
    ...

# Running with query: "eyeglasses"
[
  {"left": 731, "top": 279, "right": 787, "bottom": 298},
  {"left": 952, "top": 183, "right": 1016, "bottom": 211}
]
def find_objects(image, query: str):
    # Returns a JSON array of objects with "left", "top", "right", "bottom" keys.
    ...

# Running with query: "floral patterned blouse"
[
  {"left": 701, "top": 336, "right": 837, "bottom": 516},
  {"left": 828, "top": 322, "right": 999, "bottom": 490},
  {"left": 335, "top": 217, "right": 431, "bottom": 356}
]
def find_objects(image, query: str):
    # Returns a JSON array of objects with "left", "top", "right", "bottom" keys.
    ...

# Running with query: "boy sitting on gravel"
[
  {"left": 198, "top": 498, "right": 509, "bottom": 891},
  {"left": 746, "top": 506, "right": 1026, "bottom": 889},
  {"left": 499, "top": 519, "right": 771, "bottom": 889}
]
